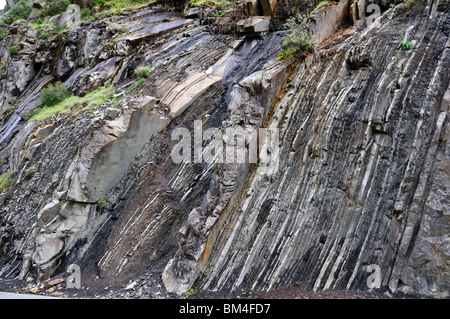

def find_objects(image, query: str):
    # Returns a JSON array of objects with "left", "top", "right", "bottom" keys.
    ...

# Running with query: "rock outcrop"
[{"left": 0, "top": 0, "right": 448, "bottom": 298}]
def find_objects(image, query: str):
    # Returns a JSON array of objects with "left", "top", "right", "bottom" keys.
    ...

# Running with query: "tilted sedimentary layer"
[{"left": 0, "top": 0, "right": 448, "bottom": 297}]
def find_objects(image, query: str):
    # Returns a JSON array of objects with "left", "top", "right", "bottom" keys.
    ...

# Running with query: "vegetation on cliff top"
[
  {"left": 0, "top": 171, "right": 13, "bottom": 192},
  {"left": 31, "top": 86, "right": 116, "bottom": 121}
]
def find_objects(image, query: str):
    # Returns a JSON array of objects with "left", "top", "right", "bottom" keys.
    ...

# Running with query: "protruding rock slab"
[{"left": 236, "top": 16, "right": 271, "bottom": 35}]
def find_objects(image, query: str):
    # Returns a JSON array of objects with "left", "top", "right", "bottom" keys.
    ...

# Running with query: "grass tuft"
[{"left": 31, "top": 86, "right": 115, "bottom": 121}]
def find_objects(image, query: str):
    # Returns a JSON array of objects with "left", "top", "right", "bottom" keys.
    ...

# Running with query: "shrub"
[
  {"left": 136, "top": 66, "right": 153, "bottom": 79},
  {"left": 400, "top": 41, "right": 412, "bottom": 51},
  {"left": 23, "top": 108, "right": 40, "bottom": 121},
  {"left": 7, "top": 46, "right": 19, "bottom": 56},
  {"left": 81, "top": 7, "right": 94, "bottom": 21},
  {"left": 8, "top": 1, "right": 32, "bottom": 23},
  {"left": 185, "top": 287, "right": 198, "bottom": 297},
  {"left": 40, "top": 82, "right": 71, "bottom": 107},
  {"left": 277, "top": 18, "right": 317, "bottom": 60},
  {"left": 43, "top": 0, "right": 71, "bottom": 16}
]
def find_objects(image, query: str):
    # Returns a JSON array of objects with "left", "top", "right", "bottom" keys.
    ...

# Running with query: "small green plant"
[
  {"left": 0, "top": 69, "right": 6, "bottom": 79},
  {"left": 41, "top": 31, "right": 48, "bottom": 39},
  {"left": 40, "top": 81, "right": 71, "bottom": 107},
  {"left": 400, "top": 41, "right": 413, "bottom": 51},
  {"left": 0, "top": 28, "right": 7, "bottom": 41},
  {"left": 128, "top": 78, "right": 146, "bottom": 93},
  {"left": 6, "top": 1, "right": 32, "bottom": 23},
  {"left": 404, "top": 0, "right": 417, "bottom": 10},
  {"left": 23, "top": 108, "right": 40, "bottom": 121},
  {"left": 37, "top": 18, "right": 43, "bottom": 24},
  {"left": 43, "top": 0, "right": 70, "bottom": 16},
  {"left": 32, "top": 86, "right": 115, "bottom": 121},
  {"left": 185, "top": 287, "right": 198, "bottom": 298},
  {"left": 307, "top": 0, "right": 331, "bottom": 19},
  {"left": 0, "top": 171, "right": 13, "bottom": 192},
  {"left": 26, "top": 166, "right": 37, "bottom": 176},
  {"left": 81, "top": 7, "right": 95, "bottom": 22},
  {"left": 190, "top": 0, "right": 230, "bottom": 7},
  {"left": 7, "top": 46, "right": 19, "bottom": 56},
  {"left": 277, "top": 19, "right": 317, "bottom": 60},
  {"left": 95, "top": 0, "right": 157, "bottom": 18},
  {"left": 97, "top": 197, "right": 107, "bottom": 209},
  {"left": 135, "top": 66, "right": 153, "bottom": 79}
]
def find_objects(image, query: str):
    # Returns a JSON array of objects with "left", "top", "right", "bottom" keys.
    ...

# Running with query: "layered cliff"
[{"left": 0, "top": 0, "right": 448, "bottom": 298}]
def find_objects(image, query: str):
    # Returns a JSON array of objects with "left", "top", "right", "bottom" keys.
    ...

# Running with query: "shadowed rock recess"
[{"left": 0, "top": 0, "right": 448, "bottom": 298}]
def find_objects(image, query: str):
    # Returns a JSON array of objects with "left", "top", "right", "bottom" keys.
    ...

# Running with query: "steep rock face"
[{"left": 195, "top": 2, "right": 450, "bottom": 297}]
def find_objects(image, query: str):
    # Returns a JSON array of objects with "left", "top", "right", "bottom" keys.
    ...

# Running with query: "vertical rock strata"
[{"left": 197, "top": 5, "right": 450, "bottom": 297}]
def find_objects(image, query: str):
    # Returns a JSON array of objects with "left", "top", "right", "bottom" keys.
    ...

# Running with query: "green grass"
[
  {"left": 404, "top": 0, "right": 417, "bottom": 9},
  {"left": 30, "top": 23, "right": 56, "bottom": 30},
  {"left": 31, "top": 86, "right": 115, "bottom": 121},
  {"left": 128, "top": 78, "right": 146, "bottom": 93},
  {"left": 0, "top": 28, "right": 7, "bottom": 41},
  {"left": 136, "top": 66, "right": 153, "bottom": 79},
  {"left": 303, "top": 0, "right": 331, "bottom": 21},
  {"left": 190, "top": 0, "right": 231, "bottom": 7},
  {"left": 97, "top": 197, "right": 107, "bottom": 209},
  {"left": 277, "top": 28, "right": 317, "bottom": 60},
  {"left": 81, "top": 8, "right": 96, "bottom": 22},
  {"left": 4, "top": 0, "right": 32, "bottom": 24},
  {"left": 40, "top": 81, "right": 71, "bottom": 107},
  {"left": 311, "top": 0, "right": 331, "bottom": 14},
  {"left": 42, "top": 0, "right": 70, "bottom": 16},
  {"left": 185, "top": 287, "right": 198, "bottom": 297},
  {"left": 96, "top": 0, "right": 157, "bottom": 18},
  {"left": 0, "top": 171, "right": 13, "bottom": 192},
  {"left": 7, "top": 46, "right": 19, "bottom": 56}
]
